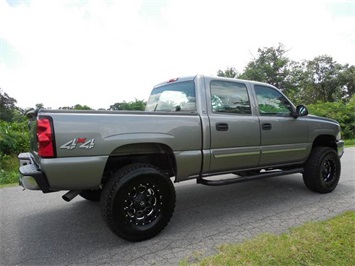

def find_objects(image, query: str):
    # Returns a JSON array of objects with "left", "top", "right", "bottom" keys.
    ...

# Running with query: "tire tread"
[
  {"left": 303, "top": 147, "right": 341, "bottom": 193},
  {"left": 100, "top": 163, "right": 175, "bottom": 241}
]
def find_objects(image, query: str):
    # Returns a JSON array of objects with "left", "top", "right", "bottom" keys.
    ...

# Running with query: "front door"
[{"left": 253, "top": 84, "right": 310, "bottom": 166}]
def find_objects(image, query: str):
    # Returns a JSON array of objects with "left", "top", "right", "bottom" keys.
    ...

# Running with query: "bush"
[
  {"left": 0, "top": 120, "right": 29, "bottom": 184},
  {"left": 0, "top": 154, "right": 19, "bottom": 184},
  {"left": 0, "top": 121, "right": 30, "bottom": 155},
  {"left": 308, "top": 97, "right": 355, "bottom": 139}
]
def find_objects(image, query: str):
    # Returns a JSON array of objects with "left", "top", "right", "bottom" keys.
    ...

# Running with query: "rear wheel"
[
  {"left": 101, "top": 164, "right": 176, "bottom": 242},
  {"left": 303, "top": 147, "right": 341, "bottom": 193}
]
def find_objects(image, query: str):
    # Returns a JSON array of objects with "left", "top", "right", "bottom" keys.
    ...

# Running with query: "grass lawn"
[
  {"left": 181, "top": 211, "right": 355, "bottom": 266},
  {"left": 344, "top": 139, "right": 355, "bottom": 147},
  {"left": 0, "top": 182, "right": 18, "bottom": 188}
]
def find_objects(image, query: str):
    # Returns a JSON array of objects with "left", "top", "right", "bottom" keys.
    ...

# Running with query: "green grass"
[
  {"left": 344, "top": 139, "right": 355, "bottom": 147},
  {"left": 181, "top": 211, "right": 355, "bottom": 266},
  {"left": 0, "top": 154, "right": 19, "bottom": 185},
  {"left": 0, "top": 170, "right": 18, "bottom": 185},
  {"left": 0, "top": 182, "right": 18, "bottom": 188}
]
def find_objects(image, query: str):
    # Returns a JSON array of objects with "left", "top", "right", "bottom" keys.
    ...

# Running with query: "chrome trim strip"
[
  {"left": 214, "top": 151, "right": 260, "bottom": 158},
  {"left": 262, "top": 147, "right": 307, "bottom": 154}
]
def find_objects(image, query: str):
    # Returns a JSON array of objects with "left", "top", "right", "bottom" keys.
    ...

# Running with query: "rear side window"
[
  {"left": 210, "top": 80, "right": 251, "bottom": 114},
  {"left": 145, "top": 81, "right": 196, "bottom": 112}
]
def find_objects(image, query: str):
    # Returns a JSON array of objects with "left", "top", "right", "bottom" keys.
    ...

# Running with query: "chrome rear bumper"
[{"left": 18, "top": 153, "right": 50, "bottom": 192}]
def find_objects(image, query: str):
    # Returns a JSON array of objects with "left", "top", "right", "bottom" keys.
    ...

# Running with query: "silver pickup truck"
[{"left": 18, "top": 75, "right": 344, "bottom": 241}]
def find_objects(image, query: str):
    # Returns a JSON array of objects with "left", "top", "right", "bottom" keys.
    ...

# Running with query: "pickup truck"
[{"left": 18, "top": 75, "right": 344, "bottom": 241}]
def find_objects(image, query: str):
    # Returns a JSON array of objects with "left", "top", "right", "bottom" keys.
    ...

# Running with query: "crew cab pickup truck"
[{"left": 18, "top": 75, "right": 344, "bottom": 241}]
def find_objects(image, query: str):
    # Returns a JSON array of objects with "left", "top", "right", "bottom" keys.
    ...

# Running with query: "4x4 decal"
[{"left": 60, "top": 138, "right": 95, "bottom": 150}]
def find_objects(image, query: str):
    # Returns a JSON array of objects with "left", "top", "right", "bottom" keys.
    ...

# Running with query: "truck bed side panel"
[{"left": 38, "top": 111, "right": 203, "bottom": 189}]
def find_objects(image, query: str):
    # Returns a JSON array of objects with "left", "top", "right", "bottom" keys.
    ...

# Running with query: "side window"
[
  {"left": 254, "top": 85, "right": 292, "bottom": 116},
  {"left": 210, "top": 80, "right": 251, "bottom": 114}
]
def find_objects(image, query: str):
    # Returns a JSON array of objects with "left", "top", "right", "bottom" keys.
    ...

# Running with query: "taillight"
[{"left": 37, "top": 117, "right": 55, "bottom": 158}]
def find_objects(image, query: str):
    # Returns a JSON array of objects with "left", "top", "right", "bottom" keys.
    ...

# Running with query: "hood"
[{"left": 307, "top": 114, "right": 339, "bottom": 125}]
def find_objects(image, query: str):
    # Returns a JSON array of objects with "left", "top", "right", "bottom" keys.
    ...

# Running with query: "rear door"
[
  {"left": 207, "top": 79, "right": 261, "bottom": 173},
  {"left": 253, "top": 84, "right": 310, "bottom": 166}
]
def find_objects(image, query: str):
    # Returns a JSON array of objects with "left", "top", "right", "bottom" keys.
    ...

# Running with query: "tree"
[
  {"left": 35, "top": 103, "right": 44, "bottom": 110},
  {"left": 239, "top": 43, "right": 293, "bottom": 91},
  {"left": 340, "top": 65, "right": 355, "bottom": 100},
  {"left": 0, "top": 89, "right": 17, "bottom": 122},
  {"left": 73, "top": 104, "right": 92, "bottom": 110},
  {"left": 296, "top": 55, "right": 346, "bottom": 104},
  {"left": 217, "top": 44, "right": 353, "bottom": 105},
  {"left": 59, "top": 104, "right": 92, "bottom": 110},
  {"left": 217, "top": 67, "right": 239, "bottom": 78},
  {"left": 110, "top": 99, "right": 146, "bottom": 111}
]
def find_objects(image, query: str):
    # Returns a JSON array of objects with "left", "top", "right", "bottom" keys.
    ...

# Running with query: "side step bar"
[{"left": 197, "top": 168, "right": 304, "bottom": 186}]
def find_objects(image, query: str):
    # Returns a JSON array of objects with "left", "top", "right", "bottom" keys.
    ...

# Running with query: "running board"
[{"left": 197, "top": 168, "right": 304, "bottom": 186}]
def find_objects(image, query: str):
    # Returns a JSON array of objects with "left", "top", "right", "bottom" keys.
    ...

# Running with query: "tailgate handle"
[
  {"left": 216, "top": 123, "right": 229, "bottom": 131},
  {"left": 262, "top": 123, "right": 272, "bottom": 130}
]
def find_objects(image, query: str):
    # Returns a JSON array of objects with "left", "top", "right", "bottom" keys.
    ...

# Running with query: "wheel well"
[
  {"left": 312, "top": 135, "right": 337, "bottom": 151},
  {"left": 102, "top": 143, "right": 176, "bottom": 184}
]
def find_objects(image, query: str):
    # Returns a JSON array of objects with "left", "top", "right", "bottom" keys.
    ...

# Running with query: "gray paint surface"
[{"left": 24, "top": 75, "right": 342, "bottom": 190}]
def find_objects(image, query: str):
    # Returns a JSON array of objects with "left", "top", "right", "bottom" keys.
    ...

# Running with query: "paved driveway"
[{"left": 1, "top": 148, "right": 354, "bottom": 265}]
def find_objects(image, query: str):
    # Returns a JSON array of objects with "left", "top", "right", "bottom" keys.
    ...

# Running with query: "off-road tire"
[
  {"left": 80, "top": 189, "right": 102, "bottom": 202},
  {"left": 100, "top": 163, "right": 176, "bottom": 242},
  {"left": 303, "top": 147, "right": 341, "bottom": 193}
]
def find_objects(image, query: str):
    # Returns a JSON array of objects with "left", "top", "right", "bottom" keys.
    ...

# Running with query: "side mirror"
[{"left": 296, "top": 105, "right": 308, "bottom": 116}]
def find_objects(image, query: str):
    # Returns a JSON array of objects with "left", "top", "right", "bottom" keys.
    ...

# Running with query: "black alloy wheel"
[
  {"left": 303, "top": 147, "right": 341, "bottom": 193},
  {"left": 101, "top": 163, "right": 176, "bottom": 241}
]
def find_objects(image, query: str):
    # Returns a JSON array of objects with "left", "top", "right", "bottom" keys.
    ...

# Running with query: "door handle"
[
  {"left": 262, "top": 123, "right": 272, "bottom": 130},
  {"left": 216, "top": 123, "right": 229, "bottom": 131}
]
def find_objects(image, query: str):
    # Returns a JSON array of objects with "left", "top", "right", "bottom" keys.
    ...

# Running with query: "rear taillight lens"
[{"left": 37, "top": 118, "right": 55, "bottom": 158}]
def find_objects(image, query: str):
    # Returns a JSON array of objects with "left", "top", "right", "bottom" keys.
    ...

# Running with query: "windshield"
[{"left": 145, "top": 81, "right": 196, "bottom": 112}]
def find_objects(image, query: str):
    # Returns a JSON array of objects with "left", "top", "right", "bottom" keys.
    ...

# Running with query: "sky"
[{"left": 0, "top": 0, "right": 355, "bottom": 110}]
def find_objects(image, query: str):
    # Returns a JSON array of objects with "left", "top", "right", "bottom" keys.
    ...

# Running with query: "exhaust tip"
[{"left": 62, "top": 190, "right": 81, "bottom": 202}]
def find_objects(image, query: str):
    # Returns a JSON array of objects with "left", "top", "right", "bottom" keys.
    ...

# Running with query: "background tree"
[
  {"left": 217, "top": 44, "right": 352, "bottom": 105},
  {"left": 110, "top": 99, "right": 146, "bottom": 111},
  {"left": 239, "top": 43, "right": 293, "bottom": 92},
  {"left": 73, "top": 104, "right": 92, "bottom": 110},
  {"left": 35, "top": 103, "right": 44, "bottom": 110},
  {"left": 0, "top": 89, "right": 17, "bottom": 122},
  {"left": 297, "top": 55, "right": 346, "bottom": 104},
  {"left": 59, "top": 104, "right": 92, "bottom": 110},
  {"left": 217, "top": 67, "right": 239, "bottom": 78},
  {"left": 340, "top": 65, "right": 355, "bottom": 100},
  {"left": 0, "top": 89, "right": 29, "bottom": 169}
]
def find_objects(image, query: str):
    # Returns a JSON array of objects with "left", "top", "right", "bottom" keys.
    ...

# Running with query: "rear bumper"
[
  {"left": 336, "top": 140, "right": 345, "bottom": 158},
  {"left": 18, "top": 153, "right": 51, "bottom": 192}
]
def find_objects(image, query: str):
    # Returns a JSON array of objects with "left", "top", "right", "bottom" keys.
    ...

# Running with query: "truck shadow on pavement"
[{"left": 15, "top": 174, "right": 350, "bottom": 265}]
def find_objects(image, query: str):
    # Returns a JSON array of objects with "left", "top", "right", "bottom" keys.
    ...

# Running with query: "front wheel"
[
  {"left": 100, "top": 164, "right": 176, "bottom": 242},
  {"left": 303, "top": 147, "right": 341, "bottom": 193}
]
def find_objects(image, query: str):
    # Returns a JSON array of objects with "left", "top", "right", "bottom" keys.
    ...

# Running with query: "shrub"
[
  {"left": 0, "top": 121, "right": 30, "bottom": 155},
  {"left": 0, "top": 120, "right": 29, "bottom": 184},
  {"left": 0, "top": 154, "right": 19, "bottom": 184},
  {"left": 308, "top": 97, "right": 355, "bottom": 140}
]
